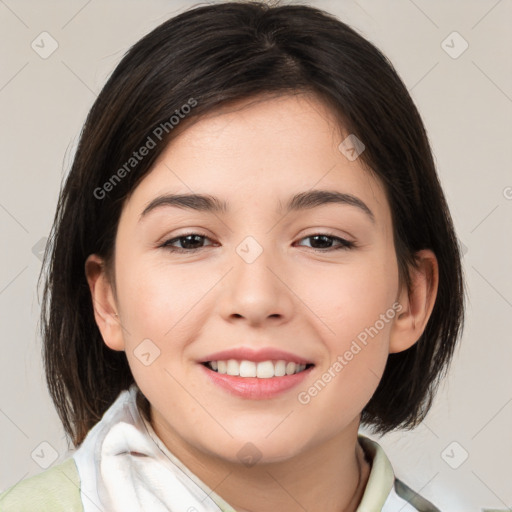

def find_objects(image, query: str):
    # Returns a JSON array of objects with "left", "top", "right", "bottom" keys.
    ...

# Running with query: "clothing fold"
[
  {"left": 73, "top": 384, "right": 233, "bottom": 512},
  {"left": 70, "top": 383, "right": 440, "bottom": 512}
]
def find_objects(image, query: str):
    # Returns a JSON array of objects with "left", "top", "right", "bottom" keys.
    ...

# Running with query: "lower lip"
[{"left": 199, "top": 364, "right": 314, "bottom": 400}]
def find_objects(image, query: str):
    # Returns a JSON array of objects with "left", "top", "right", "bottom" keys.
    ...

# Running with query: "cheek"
[
  {"left": 297, "top": 250, "right": 398, "bottom": 405},
  {"left": 305, "top": 251, "right": 398, "bottom": 343},
  {"left": 115, "top": 256, "right": 219, "bottom": 393},
  {"left": 116, "top": 260, "right": 201, "bottom": 405},
  {"left": 117, "top": 252, "right": 205, "bottom": 339}
]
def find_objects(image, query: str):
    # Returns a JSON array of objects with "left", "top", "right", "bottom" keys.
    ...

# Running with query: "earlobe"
[
  {"left": 389, "top": 249, "right": 439, "bottom": 354},
  {"left": 84, "top": 254, "right": 125, "bottom": 352}
]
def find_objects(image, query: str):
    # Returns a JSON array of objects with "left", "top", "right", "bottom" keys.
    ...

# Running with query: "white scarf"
[{"left": 72, "top": 383, "right": 234, "bottom": 512}]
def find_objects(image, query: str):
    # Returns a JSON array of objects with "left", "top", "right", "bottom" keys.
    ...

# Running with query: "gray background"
[{"left": 1, "top": 0, "right": 511, "bottom": 510}]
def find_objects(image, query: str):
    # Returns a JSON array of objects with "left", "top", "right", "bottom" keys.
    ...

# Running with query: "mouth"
[
  {"left": 200, "top": 360, "right": 315, "bottom": 400},
  {"left": 197, "top": 347, "right": 316, "bottom": 399},
  {"left": 201, "top": 359, "right": 315, "bottom": 378}
]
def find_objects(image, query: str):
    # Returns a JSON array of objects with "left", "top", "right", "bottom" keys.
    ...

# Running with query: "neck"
[{"left": 150, "top": 413, "right": 371, "bottom": 512}]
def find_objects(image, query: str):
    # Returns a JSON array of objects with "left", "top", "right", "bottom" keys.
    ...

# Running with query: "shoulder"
[{"left": 0, "top": 457, "right": 83, "bottom": 512}]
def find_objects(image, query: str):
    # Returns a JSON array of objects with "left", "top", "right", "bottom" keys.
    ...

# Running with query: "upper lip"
[{"left": 199, "top": 347, "right": 315, "bottom": 365}]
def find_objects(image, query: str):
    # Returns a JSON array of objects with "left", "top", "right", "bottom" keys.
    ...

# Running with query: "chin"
[{"left": 202, "top": 433, "right": 308, "bottom": 467}]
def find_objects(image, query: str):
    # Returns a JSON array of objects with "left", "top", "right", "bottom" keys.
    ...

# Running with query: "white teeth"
[
  {"left": 206, "top": 359, "right": 310, "bottom": 378},
  {"left": 256, "top": 361, "right": 274, "bottom": 379},
  {"left": 240, "top": 360, "right": 257, "bottom": 377},
  {"left": 285, "top": 362, "right": 296, "bottom": 375},
  {"left": 226, "top": 359, "right": 239, "bottom": 376},
  {"left": 274, "top": 360, "right": 286, "bottom": 376}
]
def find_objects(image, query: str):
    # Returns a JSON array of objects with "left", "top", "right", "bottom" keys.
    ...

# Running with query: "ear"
[
  {"left": 389, "top": 249, "right": 439, "bottom": 354},
  {"left": 84, "top": 254, "right": 125, "bottom": 351}
]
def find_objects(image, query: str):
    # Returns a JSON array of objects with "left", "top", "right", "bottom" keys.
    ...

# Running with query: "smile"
[
  {"left": 200, "top": 361, "right": 315, "bottom": 400},
  {"left": 203, "top": 359, "right": 314, "bottom": 378}
]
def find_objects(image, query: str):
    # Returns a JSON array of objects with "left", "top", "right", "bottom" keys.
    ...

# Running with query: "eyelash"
[{"left": 160, "top": 232, "right": 356, "bottom": 253}]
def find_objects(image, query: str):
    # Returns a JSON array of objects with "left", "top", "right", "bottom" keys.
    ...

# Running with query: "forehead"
[{"left": 121, "top": 94, "right": 390, "bottom": 226}]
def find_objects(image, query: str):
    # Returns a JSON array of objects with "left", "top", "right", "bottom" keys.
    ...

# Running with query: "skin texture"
[{"left": 86, "top": 93, "right": 438, "bottom": 512}]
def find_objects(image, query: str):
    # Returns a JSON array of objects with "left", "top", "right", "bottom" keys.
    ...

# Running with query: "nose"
[{"left": 217, "top": 237, "right": 295, "bottom": 327}]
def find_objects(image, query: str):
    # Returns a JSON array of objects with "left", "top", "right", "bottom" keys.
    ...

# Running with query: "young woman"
[{"left": 0, "top": 2, "right": 464, "bottom": 510}]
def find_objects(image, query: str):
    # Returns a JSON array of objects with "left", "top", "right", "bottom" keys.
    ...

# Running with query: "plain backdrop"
[{"left": 0, "top": 1, "right": 511, "bottom": 511}]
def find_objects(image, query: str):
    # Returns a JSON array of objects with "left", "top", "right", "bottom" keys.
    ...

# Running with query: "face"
[{"left": 91, "top": 94, "right": 407, "bottom": 465}]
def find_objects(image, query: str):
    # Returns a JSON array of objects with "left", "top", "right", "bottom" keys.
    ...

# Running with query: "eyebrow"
[{"left": 139, "top": 189, "right": 375, "bottom": 223}]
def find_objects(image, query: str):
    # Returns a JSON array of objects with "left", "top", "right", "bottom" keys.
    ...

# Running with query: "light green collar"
[{"left": 355, "top": 435, "right": 395, "bottom": 511}]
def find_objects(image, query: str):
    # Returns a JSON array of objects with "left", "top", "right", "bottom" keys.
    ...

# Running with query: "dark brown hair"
[{"left": 39, "top": 0, "right": 465, "bottom": 448}]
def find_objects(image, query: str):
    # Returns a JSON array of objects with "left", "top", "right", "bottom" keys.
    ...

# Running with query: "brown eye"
[
  {"left": 295, "top": 233, "right": 355, "bottom": 251},
  {"left": 161, "top": 232, "right": 214, "bottom": 253}
]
